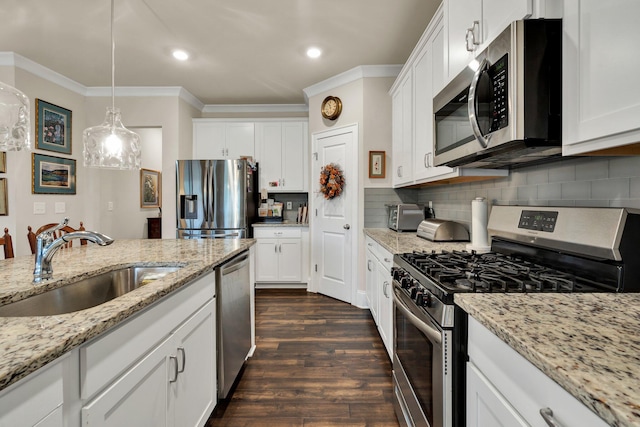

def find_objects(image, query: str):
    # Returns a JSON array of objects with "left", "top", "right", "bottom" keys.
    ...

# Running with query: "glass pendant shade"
[
  {"left": 83, "top": 107, "right": 141, "bottom": 170},
  {"left": 0, "top": 81, "right": 31, "bottom": 151}
]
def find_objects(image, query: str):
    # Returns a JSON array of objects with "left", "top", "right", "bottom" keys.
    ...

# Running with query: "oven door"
[{"left": 392, "top": 282, "right": 452, "bottom": 427}]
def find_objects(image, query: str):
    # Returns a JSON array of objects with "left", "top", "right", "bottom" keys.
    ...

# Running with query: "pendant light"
[
  {"left": 0, "top": 81, "right": 30, "bottom": 151},
  {"left": 83, "top": 0, "right": 141, "bottom": 170}
]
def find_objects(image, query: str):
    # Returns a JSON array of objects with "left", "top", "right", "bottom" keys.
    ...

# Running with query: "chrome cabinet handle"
[
  {"left": 279, "top": 243, "right": 282, "bottom": 253},
  {"left": 169, "top": 356, "right": 179, "bottom": 383},
  {"left": 383, "top": 281, "right": 389, "bottom": 298},
  {"left": 540, "top": 408, "right": 564, "bottom": 427},
  {"left": 384, "top": 258, "right": 391, "bottom": 263},
  {"left": 468, "top": 57, "right": 490, "bottom": 148},
  {"left": 274, "top": 244, "right": 278, "bottom": 253},
  {"left": 465, "top": 20, "right": 481, "bottom": 51},
  {"left": 177, "top": 347, "right": 186, "bottom": 373},
  {"left": 367, "top": 260, "right": 372, "bottom": 271},
  {"left": 397, "top": 166, "right": 401, "bottom": 177},
  {"left": 367, "top": 243, "right": 374, "bottom": 247},
  {"left": 282, "top": 178, "right": 285, "bottom": 187}
]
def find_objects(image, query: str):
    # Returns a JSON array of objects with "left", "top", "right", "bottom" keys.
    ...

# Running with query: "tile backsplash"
[{"left": 364, "top": 156, "right": 640, "bottom": 229}]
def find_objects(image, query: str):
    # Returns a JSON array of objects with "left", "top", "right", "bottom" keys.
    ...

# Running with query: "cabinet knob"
[{"left": 343, "top": 224, "right": 351, "bottom": 230}]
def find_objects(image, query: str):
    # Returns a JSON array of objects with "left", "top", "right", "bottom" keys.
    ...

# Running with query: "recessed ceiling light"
[
  {"left": 306, "top": 47, "right": 322, "bottom": 59},
  {"left": 172, "top": 49, "right": 189, "bottom": 61}
]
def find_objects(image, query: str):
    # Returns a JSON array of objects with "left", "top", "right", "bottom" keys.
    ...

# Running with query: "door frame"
[{"left": 309, "top": 123, "right": 359, "bottom": 304}]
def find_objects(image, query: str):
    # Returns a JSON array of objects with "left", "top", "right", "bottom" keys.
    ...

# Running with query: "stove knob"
[
  {"left": 415, "top": 292, "right": 424, "bottom": 306},
  {"left": 401, "top": 277, "right": 412, "bottom": 289},
  {"left": 410, "top": 286, "right": 418, "bottom": 299},
  {"left": 392, "top": 268, "right": 404, "bottom": 282},
  {"left": 423, "top": 293, "right": 432, "bottom": 307}
]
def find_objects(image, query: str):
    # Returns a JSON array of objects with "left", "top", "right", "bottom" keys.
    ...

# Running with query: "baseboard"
[
  {"left": 353, "top": 290, "right": 369, "bottom": 309},
  {"left": 255, "top": 282, "right": 308, "bottom": 289}
]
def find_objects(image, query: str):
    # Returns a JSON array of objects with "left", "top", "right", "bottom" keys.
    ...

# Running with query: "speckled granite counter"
[
  {"left": 364, "top": 228, "right": 468, "bottom": 254},
  {"left": 455, "top": 293, "right": 640, "bottom": 427},
  {"left": 253, "top": 220, "right": 308, "bottom": 227},
  {"left": 0, "top": 238, "right": 254, "bottom": 392}
]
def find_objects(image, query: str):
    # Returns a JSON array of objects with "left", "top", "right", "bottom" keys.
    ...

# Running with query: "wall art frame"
[
  {"left": 140, "top": 168, "right": 161, "bottom": 208},
  {"left": 369, "top": 150, "right": 386, "bottom": 178},
  {"left": 0, "top": 178, "right": 7, "bottom": 215},
  {"left": 0, "top": 152, "right": 6, "bottom": 173},
  {"left": 35, "top": 99, "right": 72, "bottom": 154},
  {"left": 32, "top": 153, "right": 76, "bottom": 194}
]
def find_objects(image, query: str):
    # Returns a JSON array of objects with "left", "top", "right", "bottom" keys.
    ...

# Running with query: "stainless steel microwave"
[{"left": 433, "top": 19, "right": 562, "bottom": 169}]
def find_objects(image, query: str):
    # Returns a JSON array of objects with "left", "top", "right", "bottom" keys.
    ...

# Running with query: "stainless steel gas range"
[{"left": 391, "top": 206, "right": 640, "bottom": 427}]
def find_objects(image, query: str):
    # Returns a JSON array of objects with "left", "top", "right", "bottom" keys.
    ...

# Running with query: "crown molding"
[
  {"left": 302, "top": 64, "right": 402, "bottom": 101},
  {"left": 202, "top": 104, "right": 308, "bottom": 114},
  {"left": 1, "top": 52, "right": 88, "bottom": 95}
]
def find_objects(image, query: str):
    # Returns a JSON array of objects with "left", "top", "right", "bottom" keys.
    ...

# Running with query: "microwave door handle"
[{"left": 468, "top": 57, "right": 490, "bottom": 148}]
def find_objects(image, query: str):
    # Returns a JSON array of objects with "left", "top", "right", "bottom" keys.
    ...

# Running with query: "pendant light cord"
[{"left": 111, "top": 0, "right": 115, "bottom": 112}]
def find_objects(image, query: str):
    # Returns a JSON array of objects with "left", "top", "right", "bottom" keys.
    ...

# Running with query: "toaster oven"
[{"left": 387, "top": 204, "right": 425, "bottom": 232}]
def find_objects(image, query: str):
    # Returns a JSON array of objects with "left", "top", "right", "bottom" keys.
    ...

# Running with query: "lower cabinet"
[
  {"left": 82, "top": 300, "right": 216, "bottom": 427},
  {"left": 467, "top": 317, "right": 609, "bottom": 427},
  {"left": 255, "top": 227, "right": 309, "bottom": 284},
  {"left": 364, "top": 236, "right": 393, "bottom": 359}
]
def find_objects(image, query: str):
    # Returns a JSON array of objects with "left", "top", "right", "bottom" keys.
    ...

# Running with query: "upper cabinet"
[
  {"left": 255, "top": 120, "right": 308, "bottom": 193},
  {"left": 562, "top": 0, "right": 640, "bottom": 155},
  {"left": 445, "top": 0, "right": 533, "bottom": 82},
  {"left": 193, "top": 120, "right": 255, "bottom": 160}
]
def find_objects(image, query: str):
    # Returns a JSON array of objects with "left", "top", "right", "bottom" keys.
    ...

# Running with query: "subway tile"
[
  {"left": 517, "top": 185, "right": 538, "bottom": 201},
  {"left": 631, "top": 177, "right": 640, "bottom": 199},
  {"left": 561, "top": 181, "right": 590, "bottom": 200},
  {"left": 610, "top": 199, "right": 640, "bottom": 209},
  {"left": 575, "top": 158, "right": 608, "bottom": 180},
  {"left": 487, "top": 188, "right": 502, "bottom": 203},
  {"left": 501, "top": 187, "right": 518, "bottom": 201},
  {"left": 548, "top": 199, "right": 576, "bottom": 207},
  {"left": 527, "top": 168, "right": 549, "bottom": 184},
  {"left": 591, "top": 178, "right": 630, "bottom": 200},
  {"left": 547, "top": 161, "right": 576, "bottom": 182},
  {"left": 609, "top": 157, "right": 640, "bottom": 178},
  {"left": 537, "top": 183, "right": 561, "bottom": 200},
  {"left": 574, "top": 199, "right": 609, "bottom": 207},
  {"left": 508, "top": 170, "right": 528, "bottom": 186}
]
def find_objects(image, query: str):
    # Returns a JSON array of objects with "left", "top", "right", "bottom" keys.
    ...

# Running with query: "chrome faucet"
[{"left": 33, "top": 218, "right": 114, "bottom": 283}]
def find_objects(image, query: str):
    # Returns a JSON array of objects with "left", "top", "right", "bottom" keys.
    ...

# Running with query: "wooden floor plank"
[{"left": 207, "top": 289, "right": 399, "bottom": 427}]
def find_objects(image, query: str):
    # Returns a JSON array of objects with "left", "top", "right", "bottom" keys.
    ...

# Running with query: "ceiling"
[{"left": 0, "top": 0, "right": 440, "bottom": 105}]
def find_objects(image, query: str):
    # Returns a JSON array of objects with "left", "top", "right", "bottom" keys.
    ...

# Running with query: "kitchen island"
[
  {"left": 456, "top": 293, "right": 640, "bottom": 427},
  {"left": 0, "top": 238, "right": 254, "bottom": 393}
]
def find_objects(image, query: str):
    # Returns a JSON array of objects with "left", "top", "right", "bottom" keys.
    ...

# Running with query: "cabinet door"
[
  {"left": 563, "top": 0, "right": 640, "bottom": 154},
  {"left": 481, "top": 0, "right": 531, "bottom": 49},
  {"left": 376, "top": 260, "right": 393, "bottom": 359},
  {"left": 257, "top": 123, "right": 283, "bottom": 190},
  {"left": 255, "top": 238, "right": 280, "bottom": 282},
  {"left": 392, "top": 71, "right": 414, "bottom": 187},
  {"left": 278, "top": 239, "right": 302, "bottom": 282},
  {"left": 82, "top": 337, "right": 172, "bottom": 427},
  {"left": 33, "top": 406, "right": 63, "bottom": 427},
  {"left": 467, "top": 363, "right": 528, "bottom": 427},
  {"left": 193, "top": 122, "right": 226, "bottom": 159},
  {"left": 281, "top": 122, "right": 306, "bottom": 191},
  {"left": 226, "top": 123, "right": 255, "bottom": 159},
  {"left": 446, "top": 0, "right": 481, "bottom": 80},
  {"left": 170, "top": 300, "right": 216, "bottom": 427},
  {"left": 365, "top": 246, "right": 378, "bottom": 323}
]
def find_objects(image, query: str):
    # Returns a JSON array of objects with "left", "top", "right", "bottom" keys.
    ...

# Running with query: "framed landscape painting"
[
  {"left": 140, "top": 168, "right": 161, "bottom": 208},
  {"left": 32, "top": 153, "right": 76, "bottom": 194},
  {"left": 0, "top": 178, "right": 7, "bottom": 215},
  {"left": 35, "top": 99, "right": 72, "bottom": 154}
]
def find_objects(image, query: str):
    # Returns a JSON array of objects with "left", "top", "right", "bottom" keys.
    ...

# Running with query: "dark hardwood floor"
[{"left": 207, "top": 289, "right": 400, "bottom": 427}]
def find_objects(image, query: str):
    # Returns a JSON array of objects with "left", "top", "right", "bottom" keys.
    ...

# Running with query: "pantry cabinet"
[
  {"left": 254, "top": 227, "right": 307, "bottom": 283},
  {"left": 467, "top": 317, "right": 609, "bottom": 427},
  {"left": 562, "top": 0, "right": 640, "bottom": 155},
  {"left": 364, "top": 236, "right": 393, "bottom": 359},
  {"left": 193, "top": 120, "right": 254, "bottom": 159},
  {"left": 255, "top": 121, "right": 308, "bottom": 192}
]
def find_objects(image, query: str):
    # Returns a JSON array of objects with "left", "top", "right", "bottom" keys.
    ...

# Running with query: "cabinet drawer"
[
  {"left": 80, "top": 272, "right": 215, "bottom": 400},
  {"left": 254, "top": 227, "right": 302, "bottom": 239},
  {"left": 365, "top": 236, "right": 393, "bottom": 270}
]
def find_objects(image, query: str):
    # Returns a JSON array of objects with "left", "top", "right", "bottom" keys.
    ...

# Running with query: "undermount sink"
[{"left": 0, "top": 266, "right": 182, "bottom": 317}]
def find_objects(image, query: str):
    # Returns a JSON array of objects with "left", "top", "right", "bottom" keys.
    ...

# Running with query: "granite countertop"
[
  {"left": 364, "top": 228, "right": 468, "bottom": 254},
  {"left": 0, "top": 238, "right": 254, "bottom": 392},
  {"left": 455, "top": 293, "right": 640, "bottom": 427},
  {"left": 253, "top": 220, "right": 308, "bottom": 227}
]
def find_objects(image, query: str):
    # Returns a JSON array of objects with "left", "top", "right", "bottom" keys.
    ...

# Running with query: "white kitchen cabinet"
[
  {"left": 562, "top": 0, "right": 640, "bottom": 155},
  {"left": 193, "top": 120, "right": 255, "bottom": 159},
  {"left": 445, "top": 0, "right": 533, "bottom": 82},
  {"left": 467, "top": 317, "right": 609, "bottom": 427},
  {"left": 391, "top": 71, "right": 414, "bottom": 187},
  {"left": 255, "top": 121, "right": 308, "bottom": 192},
  {"left": 254, "top": 227, "right": 304, "bottom": 283},
  {"left": 0, "top": 355, "right": 65, "bottom": 427},
  {"left": 83, "top": 300, "right": 216, "bottom": 427},
  {"left": 364, "top": 236, "right": 393, "bottom": 359}
]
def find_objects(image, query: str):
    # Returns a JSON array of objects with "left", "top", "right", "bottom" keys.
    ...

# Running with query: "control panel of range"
[{"left": 518, "top": 210, "right": 558, "bottom": 233}]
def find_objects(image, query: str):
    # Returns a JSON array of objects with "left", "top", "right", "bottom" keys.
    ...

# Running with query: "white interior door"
[{"left": 311, "top": 124, "right": 358, "bottom": 304}]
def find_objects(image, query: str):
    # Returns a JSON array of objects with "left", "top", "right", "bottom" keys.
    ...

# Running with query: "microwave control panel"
[{"left": 487, "top": 54, "right": 509, "bottom": 133}]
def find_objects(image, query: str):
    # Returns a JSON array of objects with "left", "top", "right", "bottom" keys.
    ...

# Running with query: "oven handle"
[
  {"left": 393, "top": 286, "right": 442, "bottom": 345},
  {"left": 468, "top": 57, "right": 490, "bottom": 149}
]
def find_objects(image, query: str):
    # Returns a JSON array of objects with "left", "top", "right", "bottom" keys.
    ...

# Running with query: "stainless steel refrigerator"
[{"left": 176, "top": 159, "right": 258, "bottom": 239}]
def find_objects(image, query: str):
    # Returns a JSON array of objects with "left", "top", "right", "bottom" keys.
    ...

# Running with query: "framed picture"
[
  {"left": 0, "top": 152, "right": 5, "bottom": 173},
  {"left": 369, "top": 150, "right": 386, "bottom": 178},
  {"left": 0, "top": 178, "right": 7, "bottom": 215},
  {"left": 32, "top": 153, "right": 76, "bottom": 194},
  {"left": 140, "top": 168, "right": 161, "bottom": 208},
  {"left": 35, "top": 99, "right": 72, "bottom": 154}
]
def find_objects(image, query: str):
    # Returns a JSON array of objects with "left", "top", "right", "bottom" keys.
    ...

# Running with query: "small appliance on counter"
[
  {"left": 387, "top": 204, "right": 425, "bottom": 232},
  {"left": 417, "top": 218, "right": 470, "bottom": 242}
]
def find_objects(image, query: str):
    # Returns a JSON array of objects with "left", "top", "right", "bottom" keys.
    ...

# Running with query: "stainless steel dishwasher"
[{"left": 216, "top": 251, "right": 251, "bottom": 399}]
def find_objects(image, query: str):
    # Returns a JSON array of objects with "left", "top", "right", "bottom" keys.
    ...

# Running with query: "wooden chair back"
[
  {"left": 1, "top": 228, "right": 14, "bottom": 259},
  {"left": 27, "top": 222, "right": 86, "bottom": 255}
]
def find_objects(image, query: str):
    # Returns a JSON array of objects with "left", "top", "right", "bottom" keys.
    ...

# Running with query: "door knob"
[{"left": 343, "top": 224, "right": 351, "bottom": 230}]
